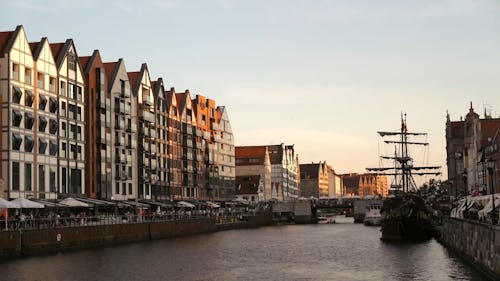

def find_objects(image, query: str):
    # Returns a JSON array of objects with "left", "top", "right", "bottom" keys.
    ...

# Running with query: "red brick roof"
[
  {"left": 103, "top": 61, "right": 118, "bottom": 83},
  {"left": 78, "top": 56, "right": 91, "bottom": 71},
  {"left": 0, "top": 31, "right": 14, "bottom": 55},
  {"left": 236, "top": 175, "right": 260, "bottom": 195},
  {"left": 29, "top": 42, "right": 38, "bottom": 54},
  {"left": 235, "top": 146, "right": 267, "bottom": 165},
  {"left": 49, "top": 43, "right": 64, "bottom": 60},
  {"left": 127, "top": 71, "right": 139, "bottom": 93}
]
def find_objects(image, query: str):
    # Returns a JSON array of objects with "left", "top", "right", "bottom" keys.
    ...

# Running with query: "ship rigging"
[{"left": 366, "top": 114, "right": 441, "bottom": 192}]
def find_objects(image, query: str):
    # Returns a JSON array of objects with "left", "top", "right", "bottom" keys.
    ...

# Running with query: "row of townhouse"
[
  {"left": 341, "top": 173, "right": 388, "bottom": 197},
  {"left": 234, "top": 144, "right": 345, "bottom": 202},
  {"left": 0, "top": 25, "right": 235, "bottom": 201}
]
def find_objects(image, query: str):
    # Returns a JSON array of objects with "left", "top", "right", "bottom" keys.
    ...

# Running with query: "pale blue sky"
[{"left": 2, "top": 0, "right": 500, "bottom": 178}]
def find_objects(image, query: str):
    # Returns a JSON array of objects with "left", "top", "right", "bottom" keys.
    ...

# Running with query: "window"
[
  {"left": 25, "top": 90, "right": 34, "bottom": 107},
  {"left": 12, "top": 162, "right": 20, "bottom": 191},
  {"left": 12, "top": 63, "right": 19, "bottom": 81},
  {"left": 62, "top": 142, "right": 67, "bottom": 158},
  {"left": 25, "top": 68, "right": 32, "bottom": 85},
  {"left": 39, "top": 94, "right": 47, "bottom": 110},
  {"left": 77, "top": 86, "right": 82, "bottom": 101},
  {"left": 25, "top": 112, "right": 34, "bottom": 129},
  {"left": 77, "top": 106, "right": 82, "bottom": 121},
  {"left": 62, "top": 168, "right": 67, "bottom": 193},
  {"left": 49, "top": 140, "right": 58, "bottom": 156},
  {"left": 37, "top": 72, "right": 44, "bottom": 89},
  {"left": 116, "top": 183, "right": 119, "bottom": 194},
  {"left": 38, "top": 138, "right": 47, "bottom": 154},
  {"left": 25, "top": 136, "right": 34, "bottom": 152},
  {"left": 49, "top": 77, "right": 56, "bottom": 93},
  {"left": 12, "top": 133, "right": 22, "bottom": 150},
  {"left": 60, "top": 81, "right": 66, "bottom": 96},
  {"left": 61, "top": 102, "right": 66, "bottom": 117},
  {"left": 128, "top": 183, "right": 132, "bottom": 195},
  {"left": 122, "top": 183, "right": 126, "bottom": 195},
  {"left": 49, "top": 97, "right": 57, "bottom": 113},
  {"left": 12, "top": 110, "right": 22, "bottom": 127},
  {"left": 49, "top": 119, "right": 58, "bottom": 134},
  {"left": 12, "top": 86, "right": 22, "bottom": 103},
  {"left": 39, "top": 165, "right": 45, "bottom": 192},
  {"left": 50, "top": 169, "right": 56, "bottom": 192},
  {"left": 68, "top": 52, "right": 77, "bottom": 71},
  {"left": 38, "top": 116, "right": 47, "bottom": 132},
  {"left": 25, "top": 163, "right": 32, "bottom": 191}
]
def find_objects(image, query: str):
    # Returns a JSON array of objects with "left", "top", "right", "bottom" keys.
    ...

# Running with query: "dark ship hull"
[{"left": 380, "top": 193, "right": 435, "bottom": 241}]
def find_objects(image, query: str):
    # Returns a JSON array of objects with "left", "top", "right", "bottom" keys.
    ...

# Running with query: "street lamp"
[{"left": 487, "top": 159, "right": 496, "bottom": 225}]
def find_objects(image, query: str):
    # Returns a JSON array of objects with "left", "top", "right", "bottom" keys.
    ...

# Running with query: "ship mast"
[{"left": 367, "top": 113, "right": 441, "bottom": 193}]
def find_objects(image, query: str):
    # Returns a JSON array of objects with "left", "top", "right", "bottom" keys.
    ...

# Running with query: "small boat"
[{"left": 364, "top": 202, "right": 382, "bottom": 226}]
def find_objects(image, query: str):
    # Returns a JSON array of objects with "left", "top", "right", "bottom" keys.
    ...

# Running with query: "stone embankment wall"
[
  {"left": 0, "top": 216, "right": 272, "bottom": 258},
  {"left": 438, "top": 217, "right": 500, "bottom": 279}
]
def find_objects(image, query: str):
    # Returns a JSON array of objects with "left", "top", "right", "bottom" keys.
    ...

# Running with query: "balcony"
[
  {"left": 140, "top": 110, "right": 155, "bottom": 123},
  {"left": 143, "top": 95, "right": 154, "bottom": 106},
  {"left": 115, "top": 139, "right": 121, "bottom": 146}
]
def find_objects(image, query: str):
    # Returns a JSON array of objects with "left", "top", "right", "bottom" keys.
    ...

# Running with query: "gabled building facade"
[
  {"left": 130, "top": 64, "right": 155, "bottom": 200},
  {"left": 50, "top": 39, "right": 86, "bottom": 197},
  {"left": 166, "top": 87, "right": 183, "bottom": 200},
  {"left": 268, "top": 144, "right": 300, "bottom": 201},
  {"left": 235, "top": 146, "right": 272, "bottom": 201},
  {"left": 177, "top": 90, "right": 198, "bottom": 199},
  {"left": 104, "top": 59, "right": 137, "bottom": 200},
  {"left": 79, "top": 50, "right": 109, "bottom": 199},
  {"left": 152, "top": 78, "right": 169, "bottom": 200},
  {"left": 299, "top": 162, "right": 328, "bottom": 199},
  {"left": 214, "top": 106, "right": 236, "bottom": 200},
  {"left": 0, "top": 26, "right": 52, "bottom": 199}
]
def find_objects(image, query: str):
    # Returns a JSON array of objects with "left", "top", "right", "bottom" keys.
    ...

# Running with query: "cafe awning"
[
  {"left": 59, "top": 197, "right": 90, "bottom": 207},
  {"left": 10, "top": 198, "right": 45, "bottom": 208},
  {"left": 0, "top": 198, "right": 20, "bottom": 209},
  {"left": 177, "top": 201, "right": 195, "bottom": 208}
]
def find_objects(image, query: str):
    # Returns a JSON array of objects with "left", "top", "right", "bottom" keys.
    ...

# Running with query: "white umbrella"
[
  {"left": 177, "top": 201, "right": 195, "bottom": 208},
  {"left": 206, "top": 201, "right": 220, "bottom": 208},
  {"left": 11, "top": 198, "right": 44, "bottom": 208},
  {"left": 0, "top": 198, "right": 20, "bottom": 209},
  {"left": 59, "top": 197, "right": 89, "bottom": 207}
]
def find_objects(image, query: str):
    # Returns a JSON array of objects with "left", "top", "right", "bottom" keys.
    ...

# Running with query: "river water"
[{"left": 0, "top": 218, "right": 489, "bottom": 281}]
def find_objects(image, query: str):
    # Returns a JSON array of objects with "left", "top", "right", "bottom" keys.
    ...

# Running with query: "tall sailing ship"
[{"left": 367, "top": 114, "right": 441, "bottom": 241}]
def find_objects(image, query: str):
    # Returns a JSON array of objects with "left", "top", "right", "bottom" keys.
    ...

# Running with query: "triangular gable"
[
  {"left": 30, "top": 38, "right": 55, "bottom": 62},
  {"left": 52, "top": 39, "right": 84, "bottom": 75},
  {"left": 82, "top": 49, "right": 102, "bottom": 74},
  {"left": 103, "top": 60, "right": 120, "bottom": 93},
  {"left": 217, "top": 106, "right": 233, "bottom": 133}
]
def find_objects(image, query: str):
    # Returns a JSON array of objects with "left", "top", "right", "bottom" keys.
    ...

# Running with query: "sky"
[{"left": 1, "top": 0, "right": 500, "bottom": 180}]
